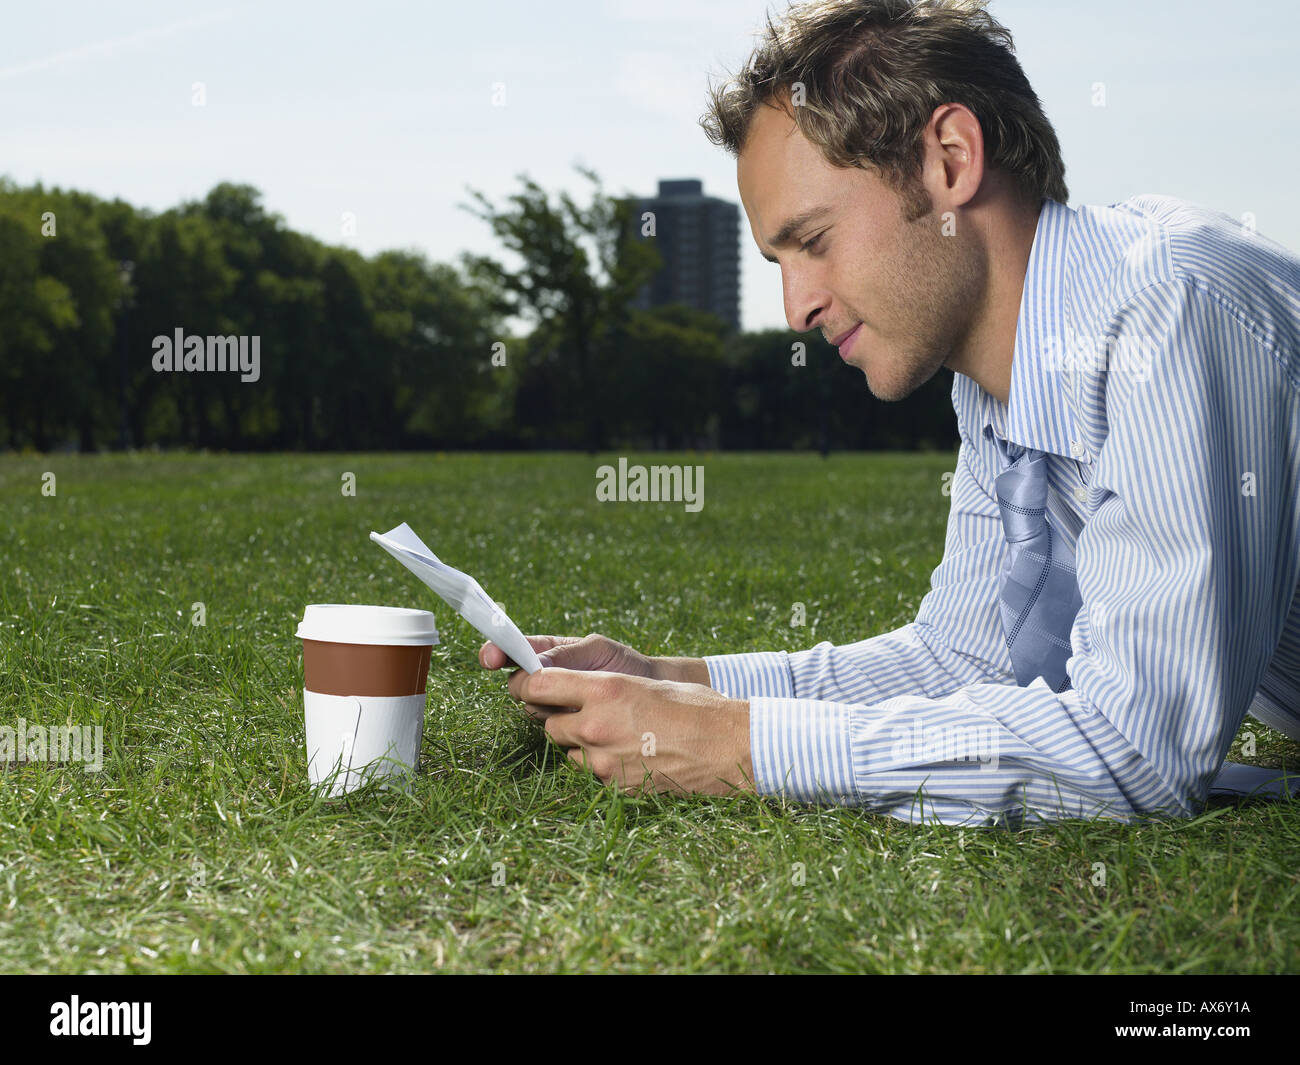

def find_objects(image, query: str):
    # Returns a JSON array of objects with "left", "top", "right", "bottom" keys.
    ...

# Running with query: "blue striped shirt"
[{"left": 705, "top": 195, "right": 1300, "bottom": 827}]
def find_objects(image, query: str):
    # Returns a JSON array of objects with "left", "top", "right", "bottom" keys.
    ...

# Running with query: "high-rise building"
[{"left": 626, "top": 179, "right": 741, "bottom": 332}]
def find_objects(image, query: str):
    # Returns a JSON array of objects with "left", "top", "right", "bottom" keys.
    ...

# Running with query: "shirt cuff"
[
  {"left": 703, "top": 651, "right": 796, "bottom": 700},
  {"left": 747, "top": 697, "right": 859, "bottom": 804}
]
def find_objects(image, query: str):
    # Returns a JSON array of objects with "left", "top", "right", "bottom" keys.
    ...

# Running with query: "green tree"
[
  {"left": 460, "top": 166, "right": 660, "bottom": 451},
  {"left": 368, "top": 249, "right": 506, "bottom": 448},
  {"left": 0, "top": 186, "right": 83, "bottom": 448},
  {"left": 126, "top": 211, "right": 238, "bottom": 447},
  {"left": 35, "top": 188, "right": 123, "bottom": 451},
  {"left": 615, "top": 304, "right": 728, "bottom": 448}
]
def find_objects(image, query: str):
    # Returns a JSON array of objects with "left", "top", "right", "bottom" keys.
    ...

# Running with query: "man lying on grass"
[{"left": 482, "top": 0, "right": 1300, "bottom": 826}]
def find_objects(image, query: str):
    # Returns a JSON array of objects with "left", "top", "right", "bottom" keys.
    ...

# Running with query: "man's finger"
[
  {"left": 479, "top": 635, "right": 581, "bottom": 670},
  {"left": 543, "top": 707, "right": 593, "bottom": 749},
  {"left": 521, "top": 701, "right": 577, "bottom": 723},
  {"left": 508, "top": 665, "right": 615, "bottom": 708},
  {"left": 559, "top": 744, "right": 645, "bottom": 788},
  {"left": 563, "top": 743, "right": 602, "bottom": 779}
]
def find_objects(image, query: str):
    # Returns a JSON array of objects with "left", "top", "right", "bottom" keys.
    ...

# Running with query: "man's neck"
[{"left": 946, "top": 196, "right": 1042, "bottom": 407}]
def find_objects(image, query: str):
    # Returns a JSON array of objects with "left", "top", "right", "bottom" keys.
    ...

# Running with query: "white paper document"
[{"left": 370, "top": 522, "right": 543, "bottom": 673}]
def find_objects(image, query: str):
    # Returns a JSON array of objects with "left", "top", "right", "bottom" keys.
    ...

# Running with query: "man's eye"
[{"left": 800, "top": 232, "right": 827, "bottom": 255}]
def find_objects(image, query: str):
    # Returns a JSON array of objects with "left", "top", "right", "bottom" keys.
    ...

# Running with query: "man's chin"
[
  {"left": 863, "top": 369, "right": 919, "bottom": 403},
  {"left": 863, "top": 354, "right": 945, "bottom": 402},
  {"left": 870, "top": 384, "right": 913, "bottom": 402}
]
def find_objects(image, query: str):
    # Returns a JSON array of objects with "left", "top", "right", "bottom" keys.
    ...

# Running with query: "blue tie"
[{"left": 994, "top": 439, "right": 1082, "bottom": 693}]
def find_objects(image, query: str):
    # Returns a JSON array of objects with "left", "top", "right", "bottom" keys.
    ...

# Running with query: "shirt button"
[
  {"left": 1073, "top": 485, "right": 1089, "bottom": 503},
  {"left": 1070, "top": 440, "right": 1086, "bottom": 459}
]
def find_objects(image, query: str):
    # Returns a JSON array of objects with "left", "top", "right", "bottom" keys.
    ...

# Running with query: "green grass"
[{"left": 1, "top": 450, "right": 1297, "bottom": 973}]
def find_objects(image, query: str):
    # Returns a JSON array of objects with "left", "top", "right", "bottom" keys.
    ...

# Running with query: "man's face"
[{"left": 736, "top": 102, "right": 984, "bottom": 402}]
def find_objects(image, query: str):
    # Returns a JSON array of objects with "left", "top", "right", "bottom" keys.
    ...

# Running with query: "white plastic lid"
[{"left": 295, "top": 604, "right": 439, "bottom": 646}]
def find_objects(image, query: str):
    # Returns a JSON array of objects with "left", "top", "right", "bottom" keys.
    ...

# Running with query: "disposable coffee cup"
[{"left": 296, "top": 604, "right": 439, "bottom": 797}]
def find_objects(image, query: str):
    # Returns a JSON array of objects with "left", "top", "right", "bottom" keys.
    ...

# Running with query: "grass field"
[{"left": 1, "top": 450, "right": 1297, "bottom": 974}]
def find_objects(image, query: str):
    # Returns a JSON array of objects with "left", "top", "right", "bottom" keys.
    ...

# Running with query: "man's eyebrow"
[{"left": 759, "top": 205, "right": 833, "bottom": 263}]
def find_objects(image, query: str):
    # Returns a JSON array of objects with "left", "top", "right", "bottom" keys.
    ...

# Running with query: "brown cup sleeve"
[{"left": 302, "top": 640, "right": 432, "bottom": 697}]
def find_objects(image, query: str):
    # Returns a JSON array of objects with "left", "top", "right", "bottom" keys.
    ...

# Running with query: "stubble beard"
[{"left": 863, "top": 192, "right": 985, "bottom": 403}]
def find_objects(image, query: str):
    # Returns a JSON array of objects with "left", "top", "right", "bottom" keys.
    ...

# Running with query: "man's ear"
[{"left": 926, "top": 102, "right": 985, "bottom": 208}]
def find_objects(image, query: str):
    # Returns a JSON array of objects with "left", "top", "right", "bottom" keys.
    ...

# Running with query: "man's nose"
[{"left": 782, "top": 268, "right": 827, "bottom": 334}]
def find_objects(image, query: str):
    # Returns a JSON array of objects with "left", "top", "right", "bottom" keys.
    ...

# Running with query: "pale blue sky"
[{"left": 3, "top": 0, "right": 1296, "bottom": 331}]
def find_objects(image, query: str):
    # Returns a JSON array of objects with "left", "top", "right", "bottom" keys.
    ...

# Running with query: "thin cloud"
[{"left": 0, "top": 9, "right": 233, "bottom": 81}]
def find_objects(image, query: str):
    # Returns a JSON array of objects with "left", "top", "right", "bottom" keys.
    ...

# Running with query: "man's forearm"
[{"left": 656, "top": 656, "right": 711, "bottom": 686}]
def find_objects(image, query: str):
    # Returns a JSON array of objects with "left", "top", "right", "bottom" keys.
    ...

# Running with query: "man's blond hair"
[{"left": 701, "top": 0, "right": 1068, "bottom": 217}]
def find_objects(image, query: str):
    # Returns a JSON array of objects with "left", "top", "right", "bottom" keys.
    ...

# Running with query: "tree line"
[{"left": 0, "top": 171, "right": 958, "bottom": 453}]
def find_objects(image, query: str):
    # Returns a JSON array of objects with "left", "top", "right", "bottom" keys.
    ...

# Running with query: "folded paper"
[{"left": 370, "top": 522, "right": 542, "bottom": 673}]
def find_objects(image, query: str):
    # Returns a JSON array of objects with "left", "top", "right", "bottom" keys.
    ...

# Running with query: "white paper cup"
[{"left": 296, "top": 605, "right": 439, "bottom": 797}]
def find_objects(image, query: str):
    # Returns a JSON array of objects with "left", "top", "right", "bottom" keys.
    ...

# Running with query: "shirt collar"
[{"left": 977, "top": 197, "right": 1082, "bottom": 462}]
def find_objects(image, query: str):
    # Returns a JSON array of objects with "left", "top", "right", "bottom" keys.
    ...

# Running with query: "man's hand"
[{"left": 506, "top": 667, "right": 754, "bottom": 796}]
